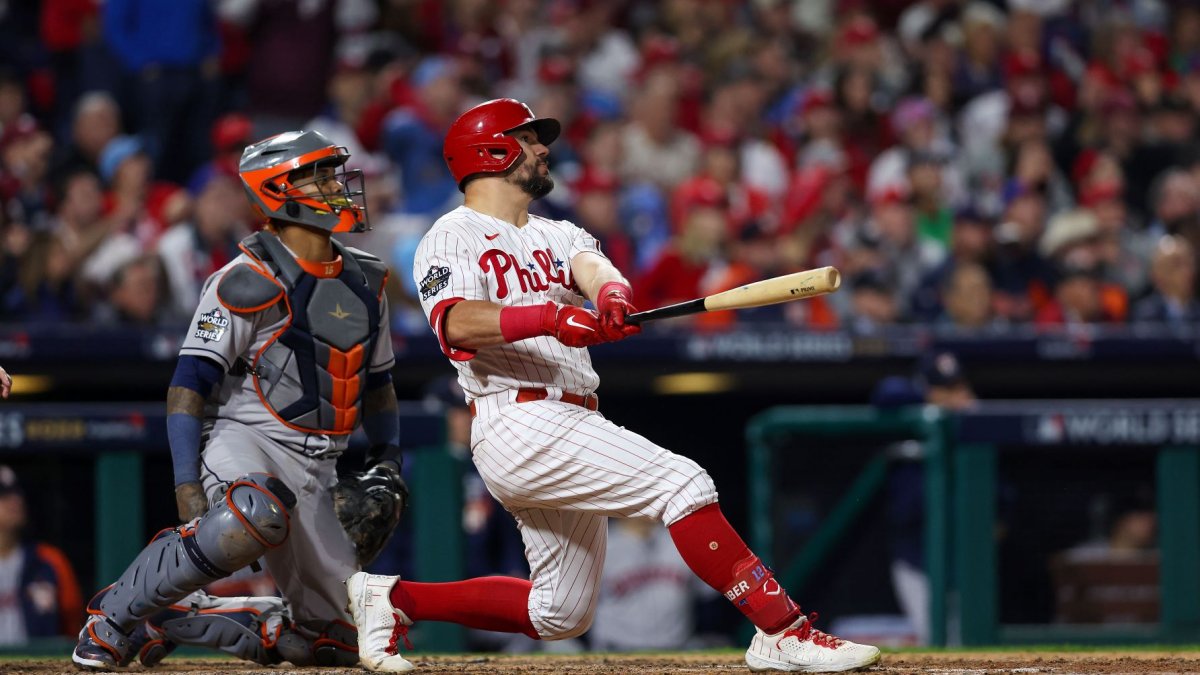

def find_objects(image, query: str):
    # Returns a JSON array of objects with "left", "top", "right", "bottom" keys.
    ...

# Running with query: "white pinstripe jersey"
[{"left": 414, "top": 205, "right": 605, "bottom": 401}]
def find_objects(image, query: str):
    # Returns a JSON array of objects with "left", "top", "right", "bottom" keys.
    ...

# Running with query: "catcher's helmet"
[
  {"left": 443, "top": 98, "right": 561, "bottom": 191},
  {"left": 239, "top": 130, "right": 368, "bottom": 233}
]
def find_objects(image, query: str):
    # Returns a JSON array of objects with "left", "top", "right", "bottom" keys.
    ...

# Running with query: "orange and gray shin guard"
[{"left": 82, "top": 474, "right": 295, "bottom": 663}]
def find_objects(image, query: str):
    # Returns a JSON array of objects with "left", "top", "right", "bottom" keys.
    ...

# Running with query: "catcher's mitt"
[{"left": 332, "top": 462, "right": 408, "bottom": 567}]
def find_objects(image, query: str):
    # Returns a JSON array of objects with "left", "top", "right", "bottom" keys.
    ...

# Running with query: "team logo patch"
[
  {"left": 420, "top": 265, "right": 451, "bottom": 300},
  {"left": 194, "top": 307, "right": 229, "bottom": 343}
]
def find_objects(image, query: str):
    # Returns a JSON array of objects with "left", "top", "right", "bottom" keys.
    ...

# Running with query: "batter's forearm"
[
  {"left": 443, "top": 300, "right": 510, "bottom": 349},
  {"left": 572, "top": 252, "right": 630, "bottom": 301}
]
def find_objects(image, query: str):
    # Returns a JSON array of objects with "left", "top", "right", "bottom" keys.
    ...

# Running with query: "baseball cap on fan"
[{"left": 0, "top": 465, "right": 22, "bottom": 497}]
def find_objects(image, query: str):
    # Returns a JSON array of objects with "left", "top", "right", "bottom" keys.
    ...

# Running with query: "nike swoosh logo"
[
  {"left": 565, "top": 315, "right": 595, "bottom": 331},
  {"left": 485, "top": 233, "right": 501, "bottom": 240}
]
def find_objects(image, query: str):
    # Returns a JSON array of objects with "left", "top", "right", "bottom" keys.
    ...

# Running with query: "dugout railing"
[
  {"left": 0, "top": 401, "right": 468, "bottom": 654},
  {"left": 746, "top": 400, "right": 1200, "bottom": 647}
]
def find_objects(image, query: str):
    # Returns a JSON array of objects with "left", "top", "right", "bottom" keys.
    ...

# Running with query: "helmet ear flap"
[{"left": 286, "top": 202, "right": 300, "bottom": 218}]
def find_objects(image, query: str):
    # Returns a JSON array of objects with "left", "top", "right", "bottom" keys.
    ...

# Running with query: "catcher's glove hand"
[{"left": 332, "top": 461, "right": 409, "bottom": 567}]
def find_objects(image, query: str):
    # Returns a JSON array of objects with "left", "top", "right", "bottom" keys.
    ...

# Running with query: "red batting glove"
[
  {"left": 595, "top": 282, "right": 642, "bottom": 342},
  {"left": 596, "top": 281, "right": 635, "bottom": 329},
  {"left": 543, "top": 305, "right": 609, "bottom": 347}
]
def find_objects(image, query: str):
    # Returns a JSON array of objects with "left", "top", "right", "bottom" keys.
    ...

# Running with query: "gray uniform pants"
[{"left": 200, "top": 419, "right": 357, "bottom": 624}]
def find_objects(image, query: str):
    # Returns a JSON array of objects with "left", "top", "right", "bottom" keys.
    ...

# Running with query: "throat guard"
[{"left": 230, "top": 231, "right": 387, "bottom": 435}]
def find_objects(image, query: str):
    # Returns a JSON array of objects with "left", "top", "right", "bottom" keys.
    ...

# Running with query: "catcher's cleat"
[
  {"left": 72, "top": 615, "right": 131, "bottom": 671},
  {"left": 345, "top": 572, "right": 415, "bottom": 672},
  {"left": 127, "top": 620, "right": 175, "bottom": 668},
  {"left": 745, "top": 612, "right": 881, "bottom": 673}
]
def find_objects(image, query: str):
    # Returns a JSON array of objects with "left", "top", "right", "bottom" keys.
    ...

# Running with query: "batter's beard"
[
  {"left": 509, "top": 160, "right": 554, "bottom": 199},
  {"left": 520, "top": 171, "right": 554, "bottom": 199}
]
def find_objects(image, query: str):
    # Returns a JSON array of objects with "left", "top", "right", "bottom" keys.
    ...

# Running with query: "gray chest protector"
[{"left": 217, "top": 231, "right": 389, "bottom": 435}]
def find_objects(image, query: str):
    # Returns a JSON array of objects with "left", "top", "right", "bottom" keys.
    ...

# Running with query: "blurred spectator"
[
  {"left": 50, "top": 91, "right": 121, "bottom": 184},
  {"left": 989, "top": 182, "right": 1052, "bottom": 322},
  {"left": 0, "top": 0, "right": 1199, "bottom": 334},
  {"left": 573, "top": 169, "right": 633, "bottom": 274},
  {"left": 187, "top": 113, "right": 254, "bottom": 194},
  {"left": 157, "top": 172, "right": 246, "bottom": 317},
  {"left": 99, "top": 135, "right": 188, "bottom": 247},
  {"left": 48, "top": 167, "right": 136, "bottom": 295},
  {"left": 91, "top": 254, "right": 166, "bottom": 326},
  {"left": 382, "top": 56, "right": 466, "bottom": 218},
  {"left": 1132, "top": 235, "right": 1200, "bottom": 326},
  {"left": 0, "top": 117, "right": 55, "bottom": 229},
  {"left": 2, "top": 230, "right": 77, "bottom": 322},
  {"left": 620, "top": 67, "right": 700, "bottom": 191},
  {"left": 635, "top": 206, "right": 729, "bottom": 325},
  {"left": 103, "top": 0, "right": 221, "bottom": 182},
  {"left": 847, "top": 268, "right": 900, "bottom": 333},
  {"left": 937, "top": 262, "right": 1003, "bottom": 331},
  {"left": 0, "top": 465, "right": 84, "bottom": 644},
  {"left": 591, "top": 518, "right": 721, "bottom": 652},
  {"left": 40, "top": 0, "right": 110, "bottom": 137},
  {"left": 1147, "top": 168, "right": 1200, "bottom": 257},
  {"left": 219, "top": 0, "right": 378, "bottom": 137},
  {"left": 1035, "top": 208, "right": 1128, "bottom": 326},
  {"left": 670, "top": 132, "right": 772, "bottom": 238}
]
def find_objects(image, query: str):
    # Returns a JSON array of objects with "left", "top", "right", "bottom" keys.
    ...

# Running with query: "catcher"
[{"left": 72, "top": 130, "right": 407, "bottom": 670}]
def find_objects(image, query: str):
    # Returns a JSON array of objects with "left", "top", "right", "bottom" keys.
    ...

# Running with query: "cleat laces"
[
  {"left": 387, "top": 614, "right": 413, "bottom": 653},
  {"left": 783, "top": 612, "right": 844, "bottom": 650}
]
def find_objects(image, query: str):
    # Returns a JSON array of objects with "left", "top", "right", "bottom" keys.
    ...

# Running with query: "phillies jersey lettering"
[
  {"left": 414, "top": 205, "right": 606, "bottom": 402},
  {"left": 478, "top": 248, "right": 576, "bottom": 298}
]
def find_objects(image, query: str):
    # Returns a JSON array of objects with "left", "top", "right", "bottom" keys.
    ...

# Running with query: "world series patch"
[
  {"left": 420, "top": 265, "right": 451, "bottom": 300},
  {"left": 195, "top": 307, "right": 229, "bottom": 343}
]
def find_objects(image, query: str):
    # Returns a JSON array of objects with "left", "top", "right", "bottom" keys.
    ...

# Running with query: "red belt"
[{"left": 469, "top": 388, "right": 599, "bottom": 417}]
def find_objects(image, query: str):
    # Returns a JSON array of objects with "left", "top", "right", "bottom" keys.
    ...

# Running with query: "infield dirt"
[{"left": 7, "top": 651, "right": 1200, "bottom": 674}]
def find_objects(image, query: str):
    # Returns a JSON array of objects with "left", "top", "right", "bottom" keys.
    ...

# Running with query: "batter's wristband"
[
  {"left": 597, "top": 281, "right": 632, "bottom": 302},
  {"left": 499, "top": 302, "right": 556, "bottom": 342}
]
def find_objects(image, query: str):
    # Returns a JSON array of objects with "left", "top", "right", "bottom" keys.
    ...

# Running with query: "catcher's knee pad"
[
  {"left": 93, "top": 473, "right": 295, "bottom": 632},
  {"left": 144, "top": 591, "right": 294, "bottom": 665}
]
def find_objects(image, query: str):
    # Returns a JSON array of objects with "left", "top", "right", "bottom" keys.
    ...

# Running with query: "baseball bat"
[{"left": 625, "top": 266, "right": 841, "bottom": 325}]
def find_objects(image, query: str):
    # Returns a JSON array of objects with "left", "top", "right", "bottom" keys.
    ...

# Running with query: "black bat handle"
[{"left": 625, "top": 298, "right": 707, "bottom": 325}]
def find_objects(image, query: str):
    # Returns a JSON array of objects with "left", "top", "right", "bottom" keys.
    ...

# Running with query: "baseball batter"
[
  {"left": 73, "top": 131, "right": 408, "bottom": 670},
  {"left": 346, "top": 98, "right": 881, "bottom": 673}
]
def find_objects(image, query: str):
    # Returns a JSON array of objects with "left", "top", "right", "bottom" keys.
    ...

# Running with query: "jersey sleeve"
[
  {"left": 568, "top": 221, "right": 609, "bottom": 261},
  {"left": 177, "top": 270, "right": 257, "bottom": 371},
  {"left": 369, "top": 293, "right": 396, "bottom": 373},
  {"left": 414, "top": 227, "right": 485, "bottom": 361}
]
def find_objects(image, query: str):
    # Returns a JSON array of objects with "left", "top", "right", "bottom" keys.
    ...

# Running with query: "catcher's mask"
[{"left": 239, "top": 130, "right": 368, "bottom": 233}]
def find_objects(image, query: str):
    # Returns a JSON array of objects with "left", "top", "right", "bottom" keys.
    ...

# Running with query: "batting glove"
[{"left": 596, "top": 281, "right": 636, "bottom": 329}]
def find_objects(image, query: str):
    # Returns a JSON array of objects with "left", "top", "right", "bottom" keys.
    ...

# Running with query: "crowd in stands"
[{"left": 1, "top": 0, "right": 1200, "bottom": 335}]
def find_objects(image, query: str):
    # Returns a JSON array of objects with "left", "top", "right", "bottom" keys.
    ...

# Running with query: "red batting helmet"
[{"left": 443, "top": 98, "right": 561, "bottom": 191}]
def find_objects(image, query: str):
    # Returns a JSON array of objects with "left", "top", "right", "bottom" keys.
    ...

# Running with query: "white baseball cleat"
[
  {"left": 345, "top": 572, "right": 416, "bottom": 672},
  {"left": 745, "top": 612, "right": 881, "bottom": 672}
]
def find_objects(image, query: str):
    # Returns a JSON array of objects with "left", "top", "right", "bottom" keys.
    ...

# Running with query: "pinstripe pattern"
[
  {"left": 418, "top": 206, "right": 718, "bottom": 640},
  {"left": 470, "top": 400, "right": 718, "bottom": 637},
  {"left": 415, "top": 206, "right": 603, "bottom": 398}
]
